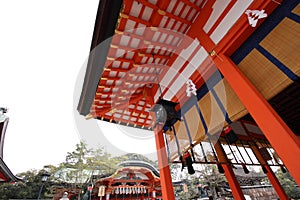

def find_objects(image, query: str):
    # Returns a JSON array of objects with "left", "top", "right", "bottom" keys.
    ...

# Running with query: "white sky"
[{"left": 0, "top": 1, "right": 157, "bottom": 174}]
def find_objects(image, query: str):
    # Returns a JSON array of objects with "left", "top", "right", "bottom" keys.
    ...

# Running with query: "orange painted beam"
[
  {"left": 193, "top": 0, "right": 216, "bottom": 29},
  {"left": 214, "top": 141, "right": 245, "bottom": 200},
  {"left": 154, "top": 125, "right": 175, "bottom": 200},
  {"left": 213, "top": 55, "right": 300, "bottom": 186},
  {"left": 187, "top": 0, "right": 282, "bottom": 55},
  {"left": 215, "top": 0, "right": 283, "bottom": 55}
]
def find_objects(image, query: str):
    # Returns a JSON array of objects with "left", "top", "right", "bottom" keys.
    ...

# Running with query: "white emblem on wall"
[
  {"left": 245, "top": 9, "right": 267, "bottom": 27},
  {"left": 186, "top": 79, "right": 197, "bottom": 97}
]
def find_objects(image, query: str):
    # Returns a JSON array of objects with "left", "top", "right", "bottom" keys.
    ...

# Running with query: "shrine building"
[{"left": 77, "top": 0, "right": 300, "bottom": 199}]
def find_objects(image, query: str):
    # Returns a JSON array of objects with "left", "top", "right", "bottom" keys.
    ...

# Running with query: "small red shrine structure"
[{"left": 93, "top": 160, "right": 162, "bottom": 200}]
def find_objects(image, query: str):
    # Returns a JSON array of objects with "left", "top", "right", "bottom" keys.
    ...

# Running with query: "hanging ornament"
[
  {"left": 152, "top": 190, "right": 156, "bottom": 198},
  {"left": 183, "top": 152, "right": 195, "bottom": 175},
  {"left": 224, "top": 126, "right": 239, "bottom": 144},
  {"left": 280, "top": 165, "right": 287, "bottom": 173},
  {"left": 261, "top": 165, "right": 268, "bottom": 174},
  {"left": 137, "top": 186, "right": 140, "bottom": 194},
  {"left": 217, "top": 163, "right": 225, "bottom": 174},
  {"left": 245, "top": 9, "right": 267, "bottom": 27},
  {"left": 98, "top": 185, "right": 105, "bottom": 197},
  {"left": 186, "top": 79, "right": 197, "bottom": 97},
  {"left": 242, "top": 163, "right": 250, "bottom": 174}
]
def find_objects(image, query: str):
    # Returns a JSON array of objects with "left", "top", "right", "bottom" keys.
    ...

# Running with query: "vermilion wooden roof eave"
[
  {"left": 77, "top": 0, "right": 123, "bottom": 116},
  {"left": 0, "top": 119, "right": 19, "bottom": 182},
  {"left": 0, "top": 158, "right": 19, "bottom": 182},
  {"left": 0, "top": 118, "right": 9, "bottom": 157}
]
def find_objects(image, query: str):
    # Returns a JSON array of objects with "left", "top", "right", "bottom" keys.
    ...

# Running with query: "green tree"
[
  {"left": 197, "top": 165, "right": 227, "bottom": 199},
  {"left": 57, "top": 141, "right": 96, "bottom": 200},
  {"left": 0, "top": 168, "right": 53, "bottom": 200},
  {"left": 55, "top": 141, "right": 116, "bottom": 200},
  {"left": 276, "top": 169, "right": 300, "bottom": 199},
  {"left": 0, "top": 141, "right": 158, "bottom": 199}
]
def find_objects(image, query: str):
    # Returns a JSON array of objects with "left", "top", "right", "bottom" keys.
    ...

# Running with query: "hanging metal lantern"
[{"left": 150, "top": 99, "right": 181, "bottom": 130}]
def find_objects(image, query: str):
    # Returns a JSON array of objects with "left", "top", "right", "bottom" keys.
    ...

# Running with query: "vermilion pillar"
[
  {"left": 214, "top": 141, "right": 246, "bottom": 200},
  {"left": 184, "top": 0, "right": 300, "bottom": 185},
  {"left": 154, "top": 125, "right": 175, "bottom": 200},
  {"left": 250, "top": 143, "right": 288, "bottom": 199},
  {"left": 213, "top": 55, "right": 300, "bottom": 186}
]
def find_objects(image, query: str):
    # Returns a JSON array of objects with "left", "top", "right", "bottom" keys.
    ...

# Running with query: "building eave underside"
[
  {"left": 77, "top": 0, "right": 123, "bottom": 116},
  {"left": 77, "top": 0, "right": 300, "bottom": 136}
]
